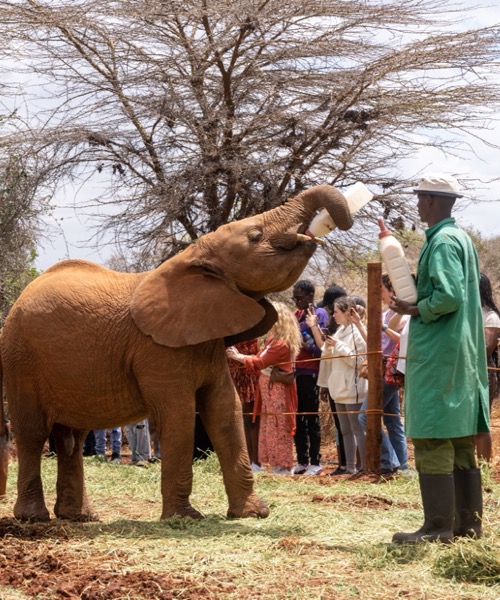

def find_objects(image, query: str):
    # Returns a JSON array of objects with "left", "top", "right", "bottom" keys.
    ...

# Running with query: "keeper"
[{"left": 390, "top": 172, "right": 489, "bottom": 545}]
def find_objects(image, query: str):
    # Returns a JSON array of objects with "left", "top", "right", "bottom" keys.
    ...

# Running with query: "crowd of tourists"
[{"left": 229, "top": 172, "right": 498, "bottom": 544}]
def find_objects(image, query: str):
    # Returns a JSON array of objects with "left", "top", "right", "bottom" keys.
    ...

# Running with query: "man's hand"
[
  {"left": 390, "top": 295, "right": 419, "bottom": 317},
  {"left": 305, "top": 312, "right": 318, "bottom": 329}
]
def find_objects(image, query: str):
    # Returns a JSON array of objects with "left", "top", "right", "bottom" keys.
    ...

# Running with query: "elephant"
[{"left": 0, "top": 184, "right": 352, "bottom": 522}]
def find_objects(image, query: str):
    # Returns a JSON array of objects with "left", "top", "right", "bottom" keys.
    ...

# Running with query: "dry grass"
[{"left": 0, "top": 451, "right": 499, "bottom": 599}]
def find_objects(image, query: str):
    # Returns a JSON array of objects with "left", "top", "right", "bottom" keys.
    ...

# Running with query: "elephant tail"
[{"left": 0, "top": 350, "right": 9, "bottom": 498}]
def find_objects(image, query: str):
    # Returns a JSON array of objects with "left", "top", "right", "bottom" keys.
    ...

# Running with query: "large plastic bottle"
[
  {"left": 378, "top": 218, "right": 417, "bottom": 304},
  {"left": 306, "top": 181, "right": 373, "bottom": 237}
]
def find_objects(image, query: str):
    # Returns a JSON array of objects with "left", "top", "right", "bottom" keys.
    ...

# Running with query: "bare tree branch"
[{"left": 0, "top": 0, "right": 499, "bottom": 263}]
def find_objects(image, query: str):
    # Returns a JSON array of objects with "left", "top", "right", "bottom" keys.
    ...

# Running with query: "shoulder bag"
[{"left": 270, "top": 366, "right": 295, "bottom": 386}]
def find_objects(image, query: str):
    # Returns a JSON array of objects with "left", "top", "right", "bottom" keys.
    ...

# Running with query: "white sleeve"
[
  {"left": 317, "top": 355, "right": 333, "bottom": 388},
  {"left": 334, "top": 328, "right": 366, "bottom": 367},
  {"left": 397, "top": 320, "right": 410, "bottom": 374}
]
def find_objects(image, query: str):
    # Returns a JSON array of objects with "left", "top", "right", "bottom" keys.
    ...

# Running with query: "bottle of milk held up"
[
  {"left": 378, "top": 218, "right": 417, "bottom": 304},
  {"left": 306, "top": 181, "right": 374, "bottom": 237}
]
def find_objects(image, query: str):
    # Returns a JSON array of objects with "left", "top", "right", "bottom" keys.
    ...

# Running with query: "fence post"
[{"left": 365, "top": 261, "right": 383, "bottom": 473}]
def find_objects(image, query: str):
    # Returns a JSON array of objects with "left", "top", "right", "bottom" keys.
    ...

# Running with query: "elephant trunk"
[{"left": 264, "top": 185, "right": 353, "bottom": 249}]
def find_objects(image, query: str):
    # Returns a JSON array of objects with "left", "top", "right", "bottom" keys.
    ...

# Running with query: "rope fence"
[
  {"left": 232, "top": 349, "right": 500, "bottom": 371},
  {"left": 231, "top": 349, "right": 500, "bottom": 426}
]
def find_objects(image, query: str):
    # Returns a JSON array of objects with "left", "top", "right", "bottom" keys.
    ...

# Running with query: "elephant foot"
[
  {"left": 54, "top": 509, "right": 100, "bottom": 522},
  {"left": 227, "top": 493, "right": 269, "bottom": 519},
  {"left": 54, "top": 499, "right": 99, "bottom": 522},
  {"left": 14, "top": 501, "right": 51, "bottom": 523},
  {"left": 161, "top": 503, "right": 205, "bottom": 520}
]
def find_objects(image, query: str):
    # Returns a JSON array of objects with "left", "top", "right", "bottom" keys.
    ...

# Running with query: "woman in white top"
[
  {"left": 475, "top": 273, "right": 500, "bottom": 463},
  {"left": 315, "top": 296, "right": 367, "bottom": 474}
]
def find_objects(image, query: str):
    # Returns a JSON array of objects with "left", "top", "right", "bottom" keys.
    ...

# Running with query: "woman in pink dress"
[{"left": 227, "top": 302, "right": 301, "bottom": 474}]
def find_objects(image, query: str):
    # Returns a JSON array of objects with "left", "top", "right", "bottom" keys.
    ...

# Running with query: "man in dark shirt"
[{"left": 291, "top": 280, "right": 329, "bottom": 475}]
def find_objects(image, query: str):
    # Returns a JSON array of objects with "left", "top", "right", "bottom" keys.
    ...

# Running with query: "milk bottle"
[
  {"left": 378, "top": 218, "right": 417, "bottom": 304},
  {"left": 306, "top": 181, "right": 373, "bottom": 237}
]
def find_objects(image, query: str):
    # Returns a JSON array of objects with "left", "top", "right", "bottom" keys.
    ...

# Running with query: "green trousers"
[{"left": 413, "top": 437, "right": 476, "bottom": 474}]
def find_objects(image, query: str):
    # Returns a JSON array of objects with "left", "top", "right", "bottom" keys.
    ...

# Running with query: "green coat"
[{"left": 405, "top": 218, "right": 489, "bottom": 439}]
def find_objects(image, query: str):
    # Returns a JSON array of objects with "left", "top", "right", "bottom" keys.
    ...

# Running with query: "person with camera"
[
  {"left": 291, "top": 280, "right": 330, "bottom": 475},
  {"left": 311, "top": 296, "right": 368, "bottom": 476}
]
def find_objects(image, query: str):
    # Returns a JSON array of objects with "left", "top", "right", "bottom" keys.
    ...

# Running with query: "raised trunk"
[{"left": 263, "top": 185, "right": 352, "bottom": 247}]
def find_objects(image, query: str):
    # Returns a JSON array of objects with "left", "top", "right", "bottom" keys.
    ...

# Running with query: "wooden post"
[{"left": 365, "top": 261, "right": 383, "bottom": 473}]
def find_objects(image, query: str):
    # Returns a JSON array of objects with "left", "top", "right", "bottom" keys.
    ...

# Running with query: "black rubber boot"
[
  {"left": 453, "top": 468, "right": 483, "bottom": 539},
  {"left": 392, "top": 473, "right": 454, "bottom": 544}
]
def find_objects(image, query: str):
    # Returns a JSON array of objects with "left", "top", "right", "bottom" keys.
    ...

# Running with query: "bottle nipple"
[{"left": 378, "top": 217, "right": 392, "bottom": 238}]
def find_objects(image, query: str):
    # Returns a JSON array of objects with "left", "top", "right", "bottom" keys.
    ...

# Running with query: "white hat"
[{"left": 412, "top": 173, "right": 463, "bottom": 198}]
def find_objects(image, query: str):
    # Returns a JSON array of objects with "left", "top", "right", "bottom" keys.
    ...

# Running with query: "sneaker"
[
  {"left": 328, "top": 466, "right": 348, "bottom": 476},
  {"left": 304, "top": 464, "right": 323, "bottom": 476},
  {"left": 110, "top": 455, "right": 122, "bottom": 464},
  {"left": 43, "top": 451, "right": 57, "bottom": 459},
  {"left": 400, "top": 467, "right": 417, "bottom": 479},
  {"left": 94, "top": 454, "right": 107, "bottom": 463},
  {"left": 132, "top": 459, "right": 148, "bottom": 467},
  {"left": 251, "top": 463, "right": 264, "bottom": 473},
  {"left": 380, "top": 467, "right": 398, "bottom": 475},
  {"left": 291, "top": 463, "right": 308, "bottom": 475},
  {"left": 148, "top": 456, "right": 161, "bottom": 464},
  {"left": 271, "top": 466, "right": 292, "bottom": 475}
]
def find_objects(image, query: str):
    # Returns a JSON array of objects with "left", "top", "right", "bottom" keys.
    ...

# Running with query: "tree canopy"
[
  {"left": 0, "top": 150, "right": 43, "bottom": 321},
  {"left": 1, "top": 0, "right": 500, "bottom": 265}
]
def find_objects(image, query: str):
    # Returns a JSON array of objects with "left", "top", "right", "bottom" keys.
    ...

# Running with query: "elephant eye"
[{"left": 247, "top": 228, "right": 263, "bottom": 242}]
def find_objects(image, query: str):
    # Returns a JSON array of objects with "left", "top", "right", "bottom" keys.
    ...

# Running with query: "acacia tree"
[
  {"left": 1, "top": 0, "right": 499, "bottom": 265},
  {"left": 0, "top": 150, "right": 44, "bottom": 321}
]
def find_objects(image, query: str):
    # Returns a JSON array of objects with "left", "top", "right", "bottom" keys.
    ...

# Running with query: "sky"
[
  {"left": 401, "top": 0, "right": 500, "bottom": 239},
  {"left": 33, "top": 1, "right": 500, "bottom": 270}
]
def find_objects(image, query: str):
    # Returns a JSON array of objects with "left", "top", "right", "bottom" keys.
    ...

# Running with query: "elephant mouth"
[
  {"left": 268, "top": 226, "right": 323, "bottom": 251},
  {"left": 298, "top": 231, "right": 324, "bottom": 245},
  {"left": 295, "top": 221, "right": 326, "bottom": 244}
]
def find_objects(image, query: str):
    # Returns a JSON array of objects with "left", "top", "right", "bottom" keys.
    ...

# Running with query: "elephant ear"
[
  {"left": 130, "top": 260, "right": 266, "bottom": 347},
  {"left": 224, "top": 298, "right": 278, "bottom": 347}
]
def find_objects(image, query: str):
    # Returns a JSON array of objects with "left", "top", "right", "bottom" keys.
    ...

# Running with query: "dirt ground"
[{"left": 0, "top": 401, "right": 499, "bottom": 599}]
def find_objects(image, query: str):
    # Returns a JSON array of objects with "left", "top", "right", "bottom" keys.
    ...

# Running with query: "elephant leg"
[
  {"left": 14, "top": 429, "right": 50, "bottom": 522},
  {"left": 53, "top": 426, "right": 98, "bottom": 521},
  {"left": 150, "top": 397, "right": 204, "bottom": 520},
  {"left": 198, "top": 382, "right": 269, "bottom": 519}
]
